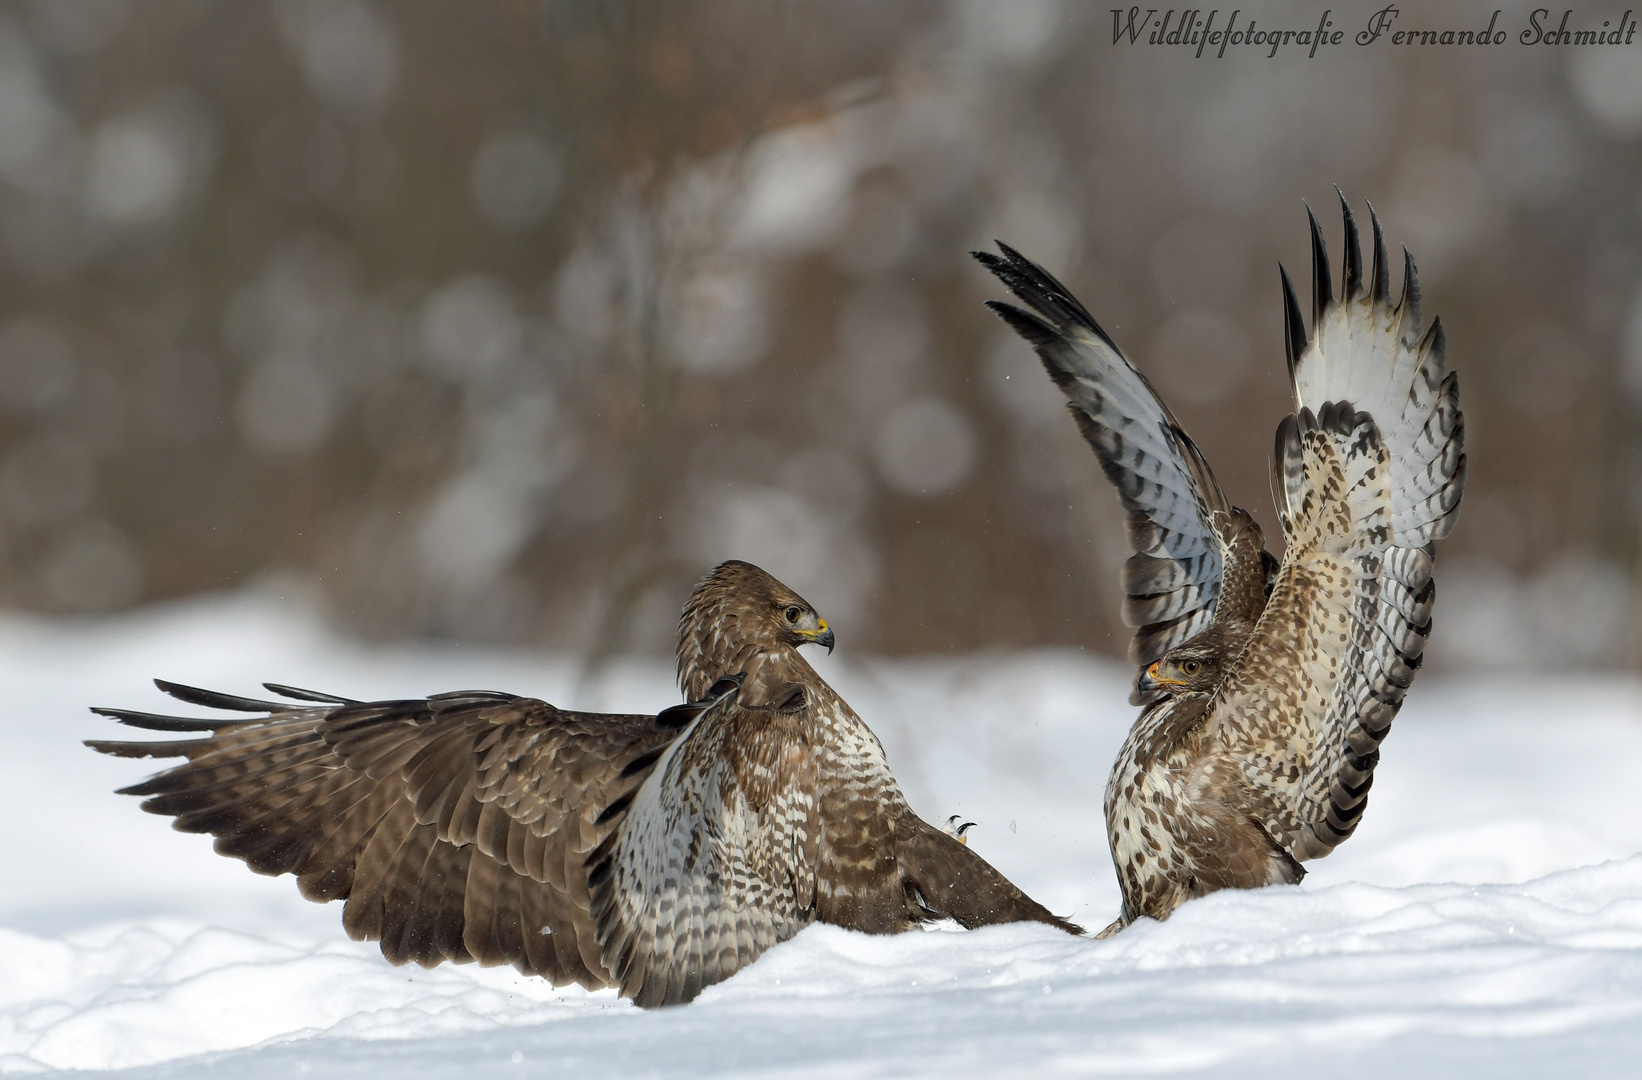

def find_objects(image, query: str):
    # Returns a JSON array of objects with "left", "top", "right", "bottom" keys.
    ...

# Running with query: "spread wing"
[
  {"left": 974, "top": 244, "right": 1274, "bottom": 701},
  {"left": 87, "top": 679, "right": 707, "bottom": 993},
  {"left": 1213, "top": 195, "right": 1465, "bottom": 860},
  {"left": 92, "top": 668, "right": 1077, "bottom": 1009}
]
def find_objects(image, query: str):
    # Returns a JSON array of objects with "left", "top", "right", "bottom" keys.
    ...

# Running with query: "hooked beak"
[
  {"left": 800, "top": 618, "right": 835, "bottom": 654},
  {"left": 1138, "top": 660, "right": 1185, "bottom": 694}
]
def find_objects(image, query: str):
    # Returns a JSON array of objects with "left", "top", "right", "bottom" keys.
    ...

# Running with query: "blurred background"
[{"left": 0, "top": 0, "right": 1636, "bottom": 675}]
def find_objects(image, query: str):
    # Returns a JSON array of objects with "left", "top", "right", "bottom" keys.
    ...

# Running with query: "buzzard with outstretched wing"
[
  {"left": 89, "top": 560, "right": 1076, "bottom": 1005},
  {"left": 977, "top": 195, "right": 1464, "bottom": 933}
]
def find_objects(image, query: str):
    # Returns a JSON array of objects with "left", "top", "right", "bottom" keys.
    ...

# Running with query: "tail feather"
[{"left": 896, "top": 814, "right": 1082, "bottom": 935}]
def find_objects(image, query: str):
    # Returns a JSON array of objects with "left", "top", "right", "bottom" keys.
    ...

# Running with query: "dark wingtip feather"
[
  {"left": 1279, "top": 264, "right": 1307, "bottom": 380},
  {"left": 86, "top": 738, "right": 195, "bottom": 761},
  {"left": 154, "top": 680, "right": 282, "bottom": 713},
  {"left": 992, "top": 239, "right": 1031, "bottom": 265},
  {"left": 1366, "top": 200, "right": 1389, "bottom": 303},
  {"left": 973, "top": 245, "right": 1029, "bottom": 295},
  {"left": 1015, "top": 247, "right": 1108, "bottom": 344},
  {"left": 1306, "top": 201, "right": 1332, "bottom": 324},
  {"left": 977, "top": 241, "right": 1119, "bottom": 353},
  {"left": 263, "top": 683, "right": 360, "bottom": 705},
  {"left": 1335, "top": 188, "right": 1362, "bottom": 300},
  {"left": 984, "top": 299, "right": 1059, "bottom": 349},
  {"left": 1399, "top": 246, "right": 1421, "bottom": 323},
  {"left": 89, "top": 706, "right": 251, "bottom": 732}
]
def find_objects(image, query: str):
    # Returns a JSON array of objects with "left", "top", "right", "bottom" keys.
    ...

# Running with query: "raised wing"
[
  {"left": 974, "top": 244, "right": 1272, "bottom": 699},
  {"left": 87, "top": 679, "right": 710, "bottom": 994},
  {"left": 1218, "top": 195, "right": 1464, "bottom": 860}
]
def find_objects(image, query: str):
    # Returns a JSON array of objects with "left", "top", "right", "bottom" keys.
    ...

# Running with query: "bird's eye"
[
  {"left": 1181, "top": 659, "right": 1201, "bottom": 675},
  {"left": 784, "top": 606, "right": 802, "bottom": 622}
]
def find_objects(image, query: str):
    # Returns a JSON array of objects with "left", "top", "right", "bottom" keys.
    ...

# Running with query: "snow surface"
[{"left": 3, "top": 595, "right": 1642, "bottom": 1077}]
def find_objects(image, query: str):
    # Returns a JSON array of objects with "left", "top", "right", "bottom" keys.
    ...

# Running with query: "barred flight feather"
[{"left": 973, "top": 245, "right": 1273, "bottom": 703}]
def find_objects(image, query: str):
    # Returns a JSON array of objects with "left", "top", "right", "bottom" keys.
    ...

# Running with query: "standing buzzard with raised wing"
[
  {"left": 977, "top": 195, "right": 1465, "bottom": 934},
  {"left": 89, "top": 560, "right": 1076, "bottom": 1006}
]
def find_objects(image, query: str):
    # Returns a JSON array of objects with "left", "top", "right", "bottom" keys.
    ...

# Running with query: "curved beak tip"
[{"left": 818, "top": 628, "right": 835, "bottom": 654}]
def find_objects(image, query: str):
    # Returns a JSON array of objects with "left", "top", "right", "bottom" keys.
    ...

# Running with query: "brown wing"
[
  {"left": 975, "top": 244, "right": 1274, "bottom": 703},
  {"left": 87, "top": 680, "right": 699, "bottom": 991}
]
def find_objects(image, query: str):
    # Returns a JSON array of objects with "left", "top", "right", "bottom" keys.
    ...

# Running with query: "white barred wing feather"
[
  {"left": 972, "top": 244, "right": 1263, "bottom": 683},
  {"left": 1265, "top": 196, "right": 1465, "bottom": 860}
]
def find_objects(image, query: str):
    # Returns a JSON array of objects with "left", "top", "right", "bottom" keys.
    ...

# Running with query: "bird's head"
[
  {"left": 1136, "top": 644, "right": 1223, "bottom": 698},
  {"left": 677, "top": 560, "right": 834, "bottom": 699}
]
